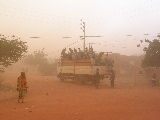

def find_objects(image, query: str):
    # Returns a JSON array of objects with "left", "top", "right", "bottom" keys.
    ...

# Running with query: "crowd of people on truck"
[
  {"left": 61, "top": 46, "right": 114, "bottom": 67},
  {"left": 61, "top": 46, "right": 94, "bottom": 60}
]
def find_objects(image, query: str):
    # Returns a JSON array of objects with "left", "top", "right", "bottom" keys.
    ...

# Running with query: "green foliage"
[
  {"left": 142, "top": 39, "right": 160, "bottom": 68},
  {"left": 24, "top": 50, "right": 47, "bottom": 66},
  {"left": 0, "top": 34, "right": 28, "bottom": 72},
  {"left": 24, "top": 50, "right": 56, "bottom": 75}
]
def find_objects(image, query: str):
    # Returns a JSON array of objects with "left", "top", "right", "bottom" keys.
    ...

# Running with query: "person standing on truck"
[
  {"left": 72, "top": 48, "right": 78, "bottom": 59},
  {"left": 78, "top": 48, "right": 83, "bottom": 59},
  {"left": 68, "top": 48, "right": 73, "bottom": 60},
  {"left": 110, "top": 70, "right": 115, "bottom": 88},
  {"left": 17, "top": 72, "right": 28, "bottom": 103},
  {"left": 61, "top": 48, "right": 67, "bottom": 58},
  {"left": 85, "top": 47, "right": 88, "bottom": 52},
  {"left": 95, "top": 68, "right": 100, "bottom": 88},
  {"left": 89, "top": 46, "right": 93, "bottom": 53}
]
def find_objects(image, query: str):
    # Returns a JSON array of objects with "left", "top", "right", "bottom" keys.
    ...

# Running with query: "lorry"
[{"left": 57, "top": 48, "right": 114, "bottom": 87}]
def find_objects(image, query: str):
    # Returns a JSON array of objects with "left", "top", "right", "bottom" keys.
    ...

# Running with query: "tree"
[
  {"left": 0, "top": 34, "right": 28, "bottom": 72},
  {"left": 24, "top": 50, "right": 47, "bottom": 66},
  {"left": 24, "top": 50, "right": 46, "bottom": 75},
  {"left": 24, "top": 50, "right": 56, "bottom": 75},
  {"left": 141, "top": 39, "right": 160, "bottom": 68}
]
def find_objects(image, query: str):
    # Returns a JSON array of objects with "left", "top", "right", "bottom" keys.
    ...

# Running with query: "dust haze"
[
  {"left": 1, "top": 0, "right": 160, "bottom": 119},
  {"left": 1, "top": 53, "right": 160, "bottom": 120}
]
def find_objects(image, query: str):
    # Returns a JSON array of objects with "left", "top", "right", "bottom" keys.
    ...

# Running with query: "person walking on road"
[
  {"left": 17, "top": 72, "right": 28, "bottom": 103},
  {"left": 110, "top": 70, "right": 115, "bottom": 88},
  {"left": 95, "top": 68, "right": 100, "bottom": 88}
]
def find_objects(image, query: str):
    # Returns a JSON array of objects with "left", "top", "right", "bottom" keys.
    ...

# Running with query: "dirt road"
[{"left": 0, "top": 74, "right": 160, "bottom": 120}]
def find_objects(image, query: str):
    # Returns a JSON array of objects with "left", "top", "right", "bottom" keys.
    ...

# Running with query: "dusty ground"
[{"left": 0, "top": 73, "right": 160, "bottom": 120}]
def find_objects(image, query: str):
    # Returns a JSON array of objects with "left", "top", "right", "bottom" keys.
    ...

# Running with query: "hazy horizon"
[{"left": 0, "top": 0, "right": 160, "bottom": 58}]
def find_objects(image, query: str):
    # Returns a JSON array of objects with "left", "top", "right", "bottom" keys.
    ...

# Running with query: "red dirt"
[{"left": 0, "top": 74, "right": 160, "bottom": 120}]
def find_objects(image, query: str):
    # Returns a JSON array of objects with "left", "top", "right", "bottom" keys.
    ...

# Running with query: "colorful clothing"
[{"left": 17, "top": 76, "right": 28, "bottom": 102}]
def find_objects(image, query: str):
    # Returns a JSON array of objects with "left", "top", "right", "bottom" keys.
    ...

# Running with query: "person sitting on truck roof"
[
  {"left": 72, "top": 48, "right": 78, "bottom": 60},
  {"left": 61, "top": 48, "right": 68, "bottom": 59},
  {"left": 69, "top": 48, "right": 73, "bottom": 53},
  {"left": 68, "top": 48, "right": 73, "bottom": 60},
  {"left": 89, "top": 46, "right": 93, "bottom": 53},
  {"left": 92, "top": 52, "right": 96, "bottom": 59},
  {"left": 72, "top": 52, "right": 77, "bottom": 60},
  {"left": 85, "top": 47, "right": 88, "bottom": 52},
  {"left": 77, "top": 48, "right": 83, "bottom": 60},
  {"left": 74, "top": 48, "right": 77, "bottom": 53},
  {"left": 78, "top": 48, "right": 82, "bottom": 52}
]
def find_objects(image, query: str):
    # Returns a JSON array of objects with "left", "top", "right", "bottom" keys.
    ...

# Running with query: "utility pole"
[
  {"left": 80, "top": 20, "right": 85, "bottom": 51},
  {"left": 80, "top": 20, "right": 103, "bottom": 51}
]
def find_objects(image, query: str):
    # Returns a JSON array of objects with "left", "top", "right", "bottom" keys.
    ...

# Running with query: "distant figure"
[
  {"left": 151, "top": 72, "right": 158, "bottom": 86},
  {"left": 69, "top": 48, "right": 73, "bottom": 53},
  {"left": 17, "top": 72, "right": 28, "bottom": 103},
  {"left": 78, "top": 48, "right": 82, "bottom": 53},
  {"left": 89, "top": 46, "right": 93, "bottom": 53},
  {"left": 73, "top": 48, "right": 78, "bottom": 59},
  {"left": 74, "top": 48, "right": 77, "bottom": 53},
  {"left": 85, "top": 47, "right": 88, "bottom": 52},
  {"left": 61, "top": 48, "right": 67, "bottom": 59},
  {"left": 78, "top": 48, "right": 82, "bottom": 59},
  {"left": 95, "top": 68, "right": 100, "bottom": 88},
  {"left": 110, "top": 70, "right": 115, "bottom": 88},
  {"left": 68, "top": 48, "right": 73, "bottom": 60}
]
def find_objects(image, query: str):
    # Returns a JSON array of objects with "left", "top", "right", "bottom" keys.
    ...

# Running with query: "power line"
[{"left": 0, "top": 1, "right": 160, "bottom": 27}]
